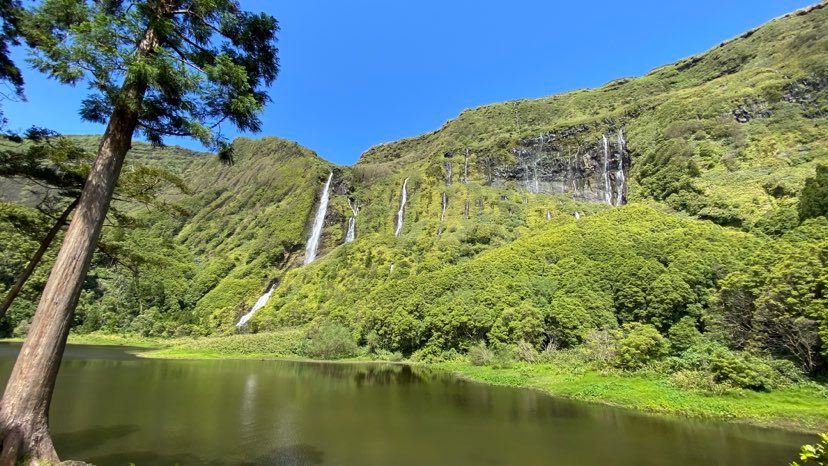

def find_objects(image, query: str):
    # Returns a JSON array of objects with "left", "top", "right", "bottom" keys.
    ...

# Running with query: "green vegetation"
[
  {"left": 438, "top": 360, "right": 828, "bottom": 433},
  {"left": 792, "top": 433, "right": 828, "bottom": 466},
  {"left": 0, "top": 1, "right": 826, "bottom": 439}
]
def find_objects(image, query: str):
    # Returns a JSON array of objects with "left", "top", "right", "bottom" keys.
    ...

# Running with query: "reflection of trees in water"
[
  {"left": 85, "top": 443, "right": 325, "bottom": 466},
  {"left": 278, "top": 362, "right": 442, "bottom": 388}
]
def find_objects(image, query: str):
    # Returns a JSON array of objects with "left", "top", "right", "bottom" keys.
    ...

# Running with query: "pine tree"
[{"left": 0, "top": 1, "right": 278, "bottom": 463}]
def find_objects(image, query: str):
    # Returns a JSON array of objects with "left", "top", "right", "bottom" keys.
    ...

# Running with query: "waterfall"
[
  {"left": 345, "top": 198, "right": 358, "bottom": 243},
  {"left": 602, "top": 134, "right": 612, "bottom": 205},
  {"left": 546, "top": 210, "right": 552, "bottom": 221},
  {"left": 533, "top": 135, "right": 543, "bottom": 194},
  {"left": 440, "top": 192, "right": 448, "bottom": 221},
  {"left": 445, "top": 161, "right": 452, "bottom": 186},
  {"left": 615, "top": 130, "right": 626, "bottom": 207},
  {"left": 304, "top": 172, "right": 333, "bottom": 265},
  {"left": 574, "top": 211, "right": 581, "bottom": 220},
  {"left": 394, "top": 178, "right": 409, "bottom": 237},
  {"left": 345, "top": 217, "right": 356, "bottom": 243},
  {"left": 463, "top": 148, "right": 469, "bottom": 184},
  {"left": 236, "top": 282, "right": 277, "bottom": 327}
]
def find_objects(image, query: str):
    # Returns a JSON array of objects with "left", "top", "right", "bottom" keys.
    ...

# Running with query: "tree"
[
  {"left": 0, "top": 0, "right": 24, "bottom": 127},
  {"left": 0, "top": 133, "right": 190, "bottom": 321},
  {"left": 0, "top": 1, "right": 279, "bottom": 463},
  {"left": 799, "top": 165, "right": 828, "bottom": 221}
]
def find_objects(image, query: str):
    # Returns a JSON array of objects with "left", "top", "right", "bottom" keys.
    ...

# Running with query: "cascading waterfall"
[
  {"left": 546, "top": 210, "right": 552, "bottom": 221},
  {"left": 345, "top": 198, "right": 358, "bottom": 243},
  {"left": 440, "top": 192, "right": 448, "bottom": 222},
  {"left": 574, "top": 211, "right": 581, "bottom": 220},
  {"left": 394, "top": 178, "right": 409, "bottom": 237},
  {"left": 463, "top": 148, "right": 469, "bottom": 184},
  {"left": 445, "top": 161, "right": 452, "bottom": 186},
  {"left": 236, "top": 282, "right": 277, "bottom": 327},
  {"left": 615, "top": 130, "right": 626, "bottom": 207},
  {"left": 602, "top": 134, "right": 612, "bottom": 205},
  {"left": 304, "top": 172, "right": 333, "bottom": 265}
]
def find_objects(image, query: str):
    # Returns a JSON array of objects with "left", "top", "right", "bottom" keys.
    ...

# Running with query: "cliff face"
[
  {"left": 140, "top": 4, "right": 828, "bottom": 331},
  {"left": 487, "top": 129, "right": 629, "bottom": 205},
  {"left": 1, "top": 4, "right": 826, "bottom": 337}
]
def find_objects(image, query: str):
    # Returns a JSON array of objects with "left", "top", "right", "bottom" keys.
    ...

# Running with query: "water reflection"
[{"left": 0, "top": 344, "right": 815, "bottom": 466}]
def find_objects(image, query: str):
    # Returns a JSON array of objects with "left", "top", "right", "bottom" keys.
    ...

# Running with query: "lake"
[{"left": 0, "top": 343, "right": 814, "bottom": 465}]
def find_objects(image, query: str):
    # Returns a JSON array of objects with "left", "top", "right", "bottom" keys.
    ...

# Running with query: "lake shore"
[{"left": 4, "top": 332, "right": 827, "bottom": 434}]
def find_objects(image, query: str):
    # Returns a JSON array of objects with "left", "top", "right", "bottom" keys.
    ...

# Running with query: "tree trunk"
[
  {"left": 0, "top": 25, "right": 159, "bottom": 466},
  {"left": 0, "top": 198, "right": 79, "bottom": 319}
]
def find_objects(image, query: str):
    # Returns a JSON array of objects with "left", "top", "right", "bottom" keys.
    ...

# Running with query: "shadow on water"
[
  {"left": 85, "top": 443, "right": 324, "bottom": 466},
  {"left": 53, "top": 424, "right": 140, "bottom": 453}
]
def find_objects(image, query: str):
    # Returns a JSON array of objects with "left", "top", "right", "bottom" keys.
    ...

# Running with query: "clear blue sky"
[{"left": 3, "top": 0, "right": 816, "bottom": 165}]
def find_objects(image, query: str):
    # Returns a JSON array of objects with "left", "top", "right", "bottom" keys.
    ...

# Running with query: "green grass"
[
  {"left": 436, "top": 361, "right": 828, "bottom": 433},
  {"left": 142, "top": 328, "right": 305, "bottom": 359},
  {"left": 1, "top": 333, "right": 169, "bottom": 349}
]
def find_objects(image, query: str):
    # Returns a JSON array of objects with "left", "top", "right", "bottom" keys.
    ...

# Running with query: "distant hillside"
[{"left": 0, "top": 4, "right": 825, "bottom": 370}]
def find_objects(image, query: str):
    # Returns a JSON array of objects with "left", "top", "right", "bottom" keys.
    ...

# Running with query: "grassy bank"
[
  {"left": 435, "top": 361, "right": 828, "bottom": 433},
  {"left": 4, "top": 331, "right": 827, "bottom": 433}
]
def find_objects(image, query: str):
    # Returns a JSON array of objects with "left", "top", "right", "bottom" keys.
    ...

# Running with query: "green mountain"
[{"left": 1, "top": 4, "right": 826, "bottom": 372}]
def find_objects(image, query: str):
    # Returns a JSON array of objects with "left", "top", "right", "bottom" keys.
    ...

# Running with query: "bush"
[
  {"left": 513, "top": 340, "right": 538, "bottom": 363},
  {"left": 490, "top": 346, "right": 515, "bottom": 369},
  {"left": 669, "top": 340, "right": 802, "bottom": 390},
  {"left": 583, "top": 329, "right": 617, "bottom": 367},
  {"left": 667, "top": 316, "right": 703, "bottom": 354},
  {"left": 468, "top": 341, "right": 494, "bottom": 366},
  {"left": 669, "top": 369, "right": 721, "bottom": 393},
  {"left": 296, "top": 321, "right": 359, "bottom": 360},
  {"left": 12, "top": 318, "right": 29, "bottom": 338},
  {"left": 614, "top": 323, "right": 670, "bottom": 370},
  {"left": 799, "top": 165, "right": 828, "bottom": 221},
  {"left": 373, "top": 349, "right": 404, "bottom": 362},
  {"left": 709, "top": 348, "right": 773, "bottom": 390}
]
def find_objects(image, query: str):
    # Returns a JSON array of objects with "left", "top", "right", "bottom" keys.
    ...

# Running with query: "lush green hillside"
[{"left": 0, "top": 3, "right": 826, "bottom": 394}]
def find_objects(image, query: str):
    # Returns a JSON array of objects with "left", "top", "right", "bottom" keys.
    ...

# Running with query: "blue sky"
[{"left": 3, "top": 0, "right": 815, "bottom": 165}]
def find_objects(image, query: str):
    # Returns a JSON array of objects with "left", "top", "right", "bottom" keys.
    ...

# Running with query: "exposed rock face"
[
  {"left": 784, "top": 75, "right": 828, "bottom": 118},
  {"left": 485, "top": 128, "right": 629, "bottom": 206},
  {"left": 732, "top": 98, "right": 773, "bottom": 123}
]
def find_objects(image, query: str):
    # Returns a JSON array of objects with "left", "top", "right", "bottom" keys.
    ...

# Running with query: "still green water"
[{"left": 0, "top": 343, "right": 814, "bottom": 465}]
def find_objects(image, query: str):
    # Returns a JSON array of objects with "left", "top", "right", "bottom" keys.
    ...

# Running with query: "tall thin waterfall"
[
  {"left": 236, "top": 282, "right": 277, "bottom": 327},
  {"left": 602, "top": 135, "right": 612, "bottom": 205},
  {"left": 345, "top": 217, "right": 356, "bottom": 243},
  {"left": 445, "top": 161, "right": 452, "bottom": 186},
  {"left": 345, "top": 198, "right": 358, "bottom": 244},
  {"left": 533, "top": 135, "right": 544, "bottom": 194},
  {"left": 394, "top": 178, "right": 409, "bottom": 237},
  {"left": 304, "top": 172, "right": 333, "bottom": 265},
  {"left": 440, "top": 192, "right": 448, "bottom": 221},
  {"left": 463, "top": 148, "right": 469, "bottom": 184},
  {"left": 615, "top": 130, "right": 626, "bottom": 207}
]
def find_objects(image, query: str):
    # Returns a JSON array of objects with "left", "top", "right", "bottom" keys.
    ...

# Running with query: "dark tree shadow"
[
  {"left": 53, "top": 424, "right": 140, "bottom": 454},
  {"left": 82, "top": 443, "right": 324, "bottom": 466}
]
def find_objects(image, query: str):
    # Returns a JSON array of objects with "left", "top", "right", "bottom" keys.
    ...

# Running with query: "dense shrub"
[
  {"left": 296, "top": 321, "right": 359, "bottom": 360},
  {"left": 468, "top": 341, "right": 494, "bottom": 366},
  {"left": 799, "top": 165, "right": 828, "bottom": 221},
  {"left": 583, "top": 329, "right": 617, "bottom": 367},
  {"left": 614, "top": 323, "right": 670, "bottom": 370},
  {"left": 513, "top": 340, "right": 539, "bottom": 363},
  {"left": 667, "top": 316, "right": 703, "bottom": 354},
  {"left": 709, "top": 348, "right": 775, "bottom": 390}
]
